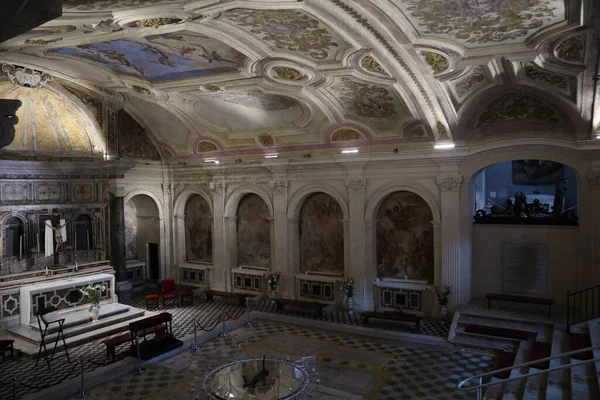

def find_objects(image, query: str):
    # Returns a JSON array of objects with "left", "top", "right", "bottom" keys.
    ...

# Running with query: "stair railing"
[
  {"left": 567, "top": 285, "right": 600, "bottom": 333},
  {"left": 458, "top": 344, "right": 600, "bottom": 400}
]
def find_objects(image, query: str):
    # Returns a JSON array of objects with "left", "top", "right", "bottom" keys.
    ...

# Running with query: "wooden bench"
[
  {"left": 485, "top": 293, "right": 555, "bottom": 317},
  {"left": 205, "top": 290, "right": 246, "bottom": 307},
  {"left": 361, "top": 311, "right": 422, "bottom": 333},
  {"left": 273, "top": 298, "right": 326, "bottom": 317},
  {"left": 129, "top": 312, "right": 182, "bottom": 361},
  {"left": 102, "top": 323, "right": 166, "bottom": 360}
]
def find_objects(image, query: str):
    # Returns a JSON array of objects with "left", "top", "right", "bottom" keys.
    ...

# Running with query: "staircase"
[{"left": 451, "top": 308, "right": 600, "bottom": 399}]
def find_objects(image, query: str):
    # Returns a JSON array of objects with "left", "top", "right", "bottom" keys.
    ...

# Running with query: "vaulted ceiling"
[{"left": 0, "top": 0, "right": 598, "bottom": 162}]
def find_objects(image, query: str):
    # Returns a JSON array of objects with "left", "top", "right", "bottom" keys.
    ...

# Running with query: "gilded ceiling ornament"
[
  {"left": 361, "top": 56, "right": 386, "bottom": 74},
  {"left": 475, "top": 93, "right": 561, "bottom": 128},
  {"left": 522, "top": 63, "right": 569, "bottom": 92},
  {"left": 272, "top": 67, "right": 304, "bottom": 81},
  {"left": 222, "top": 9, "right": 341, "bottom": 60},
  {"left": 204, "top": 84, "right": 222, "bottom": 92},
  {"left": 555, "top": 36, "right": 585, "bottom": 63},
  {"left": 400, "top": 0, "right": 561, "bottom": 45},
  {"left": 331, "top": 129, "right": 361, "bottom": 142},
  {"left": 421, "top": 51, "right": 448, "bottom": 74},
  {"left": 258, "top": 133, "right": 274, "bottom": 147},
  {"left": 131, "top": 85, "right": 152, "bottom": 96},
  {"left": 197, "top": 141, "right": 218, "bottom": 153},
  {"left": 136, "top": 18, "right": 180, "bottom": 28},
  {"left": 454, "top": 66, "right": 485, "bottom": 96},
  {"left": 24, "top": 38, "right": 63, "bottom": 45},
  {"left": 2, "top": 64, "right": 52, "bottom": 89}
]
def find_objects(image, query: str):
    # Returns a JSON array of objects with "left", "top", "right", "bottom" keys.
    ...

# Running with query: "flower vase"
[
  {"left": 440, "top": 305, "right": 448, "bottom": 319},
  {"left": 344, "top": 296, "right": 355, "bottom": 311},
  {"left": 269, "top": 288, "right": 278, "bottom": 298},
  {"left": 90, "top": 305, "right": 100, "bottom": 322}
]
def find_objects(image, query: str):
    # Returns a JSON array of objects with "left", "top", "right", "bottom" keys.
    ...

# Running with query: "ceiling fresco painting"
[
  {"left": 62, "top": 0, "right": 179, "bottom": 12},
  {"left": 50, "top": 31, "right": 247, "bottom": 82}
]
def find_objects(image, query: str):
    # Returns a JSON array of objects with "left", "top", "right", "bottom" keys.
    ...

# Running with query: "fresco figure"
[
  {"left": 185, "top": 195, "right": 212, "bottom": 263},
  {"left": 237, "top": 194, "right": 271, "bottom": 268},
  {"left": 299, "top": 193, "right": 344, "bottom": 274},
  {"left": 376, "top": 192, "right": 433, "bottom": 282}
]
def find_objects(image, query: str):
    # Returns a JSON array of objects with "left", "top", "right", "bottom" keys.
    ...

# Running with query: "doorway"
[{"left": 147, "top": 243, "right": 159, "bottom": 281}]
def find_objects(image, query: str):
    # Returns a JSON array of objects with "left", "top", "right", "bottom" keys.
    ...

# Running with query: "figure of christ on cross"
[{"left": 48, "top": 211, "right": 67, "bottom": 268}]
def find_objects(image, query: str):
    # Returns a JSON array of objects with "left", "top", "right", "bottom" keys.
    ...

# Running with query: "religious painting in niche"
[
  {"left": 124, "top": 200, "right": 137, "bottom": 260},
  {"left": 74, "top": 214, "right": 93, "bottom": 251},
  {"left": 376, "top": 192, "right": 433, "bottom": 283},
  {"left": 4, "top": 216, "right": 24, "bottom": 258},
  {"left": 299, "top": 193, "right": 344, "bottom": 274},
  {"left": 185, "top": 195, "right": 212, "bottom": 263},
  {"left": 237, "top": 194, "right": 271, "bottom": 268},
  {"left": 512, "top": 160, "right": 564, "bottom": 185}
]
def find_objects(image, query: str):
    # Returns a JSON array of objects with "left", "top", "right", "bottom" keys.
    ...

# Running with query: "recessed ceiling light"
[
  {"left": 434, "top": 142, "right": 455, "bottom": 149},
  {"left": 264, "top": 154, "right": 279, "bottom": 159},
  {"left": 341, "top": 148, "right": 359, "bottom": 154},
  {"left": 596, "top": 135, "right": 600, "bottom": 140},
  {"left": 204, "top": 159, "right": 218, "bottom": 163}
]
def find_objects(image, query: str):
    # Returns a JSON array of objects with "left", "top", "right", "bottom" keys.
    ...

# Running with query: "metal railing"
[
  {"left": 567, "top": 285, "right": 600, "bottom": 333},
  {"left": 458, "top": 344, "right": 600, "bottom": 400}
]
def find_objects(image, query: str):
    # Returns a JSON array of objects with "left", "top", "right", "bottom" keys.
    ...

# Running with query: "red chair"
[
  {"left": 179, "top": 289, "right": 194, "bottom": 306},
  {"left": 145, "top": 294, "right": 160, "bottom": 310},
  {"left": 161, "top": 279, "right": 178, "bottom": 308}
]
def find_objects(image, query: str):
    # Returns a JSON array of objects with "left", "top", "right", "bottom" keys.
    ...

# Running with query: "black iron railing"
[{"left": 566, "top": 285, "right": 600, "bottom": 332}]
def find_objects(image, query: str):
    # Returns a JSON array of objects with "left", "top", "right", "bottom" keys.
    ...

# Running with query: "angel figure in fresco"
[
  {"left": 197, "top": 45, "right": 237, "bottom": 64},
  {"left": 77, "top": 44, "right": 146, "bottom": 76},
  {"left": 142, "top": 44, "right": 176, "bottom": 67}
]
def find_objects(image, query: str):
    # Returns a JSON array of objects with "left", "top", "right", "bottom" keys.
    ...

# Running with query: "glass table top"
[{"left": 204, "top": 358, "right": 309, "bottom": 400}]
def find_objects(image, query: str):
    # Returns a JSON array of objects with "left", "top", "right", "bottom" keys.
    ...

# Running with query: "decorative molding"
[
  {"left": 2, "top": 64, "right": 52, "bottom": 89},
  {"left": 589, "top": 171, "right": 600, "bottom": 188},
  {"left": 421, "top": 51, "right": 448, "bottom": 74},
  {"left": 270, "top": 180, "right": 288, "bottom": 194},
  {"left": 209, "top": 181, "right": 226, "bottom": 195},
  {"left": 161, "top": 183, "right": 172, "bottom": 196},
  {"left": 258, "top": 133, "right": 274, "bottom": 147},
  {"left": 24, "top": 38, "right": 63, "bottom": 45},
  {"left": 131, "top": 85, "right": 153, "bottom": 96},
  {"left": 437, "top": 175, "right": 463, "bottom": 191},
  {"left": 555, "top": 35, "right": 585, "bottom": 63},
  {"left": 203, "top": 84, "right": 222, "bottom": 92},
  {"left": 135, "top": 18, "right": 181, "bottom": 28},
  {"left": 345, "top": 179, "right": 366, "bottom": 192},
  {"left": 272, "top": 67, "right": 304, "bottom": 81},
  {"left": 361, "top": 55, "right": 385, "bottom": 74},
  {"left": 331, "top": 129, "right": 362, "bottom": 142},
  {"left": 197, "top": 141, "right": 218, "bottom": 153},
  {"left": 475, "top": 93, "right": 561, "bottom": 128},
  {"left": 454, "top": 66, "right": 485, "bottom": 97},
  {"left": 522, "top": 62, "right": 569, "bottom": 92}
]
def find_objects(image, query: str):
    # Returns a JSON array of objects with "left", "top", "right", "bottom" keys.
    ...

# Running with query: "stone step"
[
  {"left": 501, "top": 341, "right": 530, "bottom": 400},
  {"left": 453, "top": 329, "right": 521, "bottom": 353},
  {"left": 29, "top": 302, "right": 130, "bottom": 331},
  {"left": 545, "top": 330, "right": 570, "bottom": 399},
  {"left": 460, "top": 314, "right": 551, "bottom": 341},
  {"left": 588, "top": 321, "right": 600, "bottom": 394}
]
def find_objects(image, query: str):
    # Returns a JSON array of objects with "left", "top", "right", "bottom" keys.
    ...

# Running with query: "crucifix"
[{"left": 47, "top": 210, "right": 67, "bottom": 268}]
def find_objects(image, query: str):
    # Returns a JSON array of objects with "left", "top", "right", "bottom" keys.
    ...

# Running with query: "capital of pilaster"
[
  {"left": 345, "top": 178, "right": 366, "bottom": 193},
  {"left": 209, "top": 181, "right": 226, "bottom": 195},
  {"left": 108, "top": 178, "right": 126, "bottom": 197},
  {"left": 437, "top": 175, "right": 463, "bottom": 192},
  {"left": 588, "top": 170, "right": 600, "bottom": 188},
  {"left": 270, "top": 179, "right": 288, "bottom": 194},
  {"left": 161, "top": 183, "right": 172, "bottom": 196}
]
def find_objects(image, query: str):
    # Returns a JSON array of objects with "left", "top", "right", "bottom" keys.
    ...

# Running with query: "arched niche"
[
  {"left": 299, "top": 192, "right": 345, "bottom": 274},
  {"left": 185, "top": 194, "right": 213, "bottom": 263},
  {"left": 236, "top": 194, "right": 271, "bottom": 268},
  {"left": 3, "top": 216, "right": 25, "bottom": 258},
  {"left": 124, "top": 193, "right": 161, "bottom": 281},
  {"left": 376, "top": 191, "right": 434, "bottom": 283},
  {"left": 74, "top": 214, "right": 94, "bottom": 251}
]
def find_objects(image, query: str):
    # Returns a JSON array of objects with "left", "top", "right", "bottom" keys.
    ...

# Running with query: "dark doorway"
[{"left": 147, "top": 243, "right": 159, "bottom": 281}]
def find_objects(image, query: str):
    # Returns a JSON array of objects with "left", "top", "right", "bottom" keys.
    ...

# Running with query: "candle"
[
  {"left": 45, "top": 266, "right": 48, "bottom": 275},
  {"left": 75, "top": 232, "right": 77, "bottom": 250},
  {"left": 19, "top": 236, "right": 22, "bottom": 258},
  {"left": 87, "top": 230, "right": 90, "bottom": 249},
  {"left": 37, "top": 233, "right": 40, "bottom": 253}
]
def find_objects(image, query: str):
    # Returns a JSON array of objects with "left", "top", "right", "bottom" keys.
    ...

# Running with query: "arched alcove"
[
  {"left": 236, "top": 194, "right": 271, "bottom": 268},
  {"left": 299, "top": 192, "right": 344, "bottom": 274},
  {"left": 185, "top": 194, "right": 213, "bottom": 263},
  {"left": 376, "top": 191, "right": 434, "bottom": 283},
  {"left": 4, "top": 216, "right": 25, "bottom": 258},
  {"left": 125, "top": 194, "right": 161, "bottom": 281},
  {"left": 74, "top": 214, "right": 93, "bottom": 251}
]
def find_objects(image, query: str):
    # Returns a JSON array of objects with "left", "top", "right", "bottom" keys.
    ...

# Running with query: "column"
[
  {"left": 109, "top": 194, "right": 130, "bottom": 301},
  {"left": 287, "top": 217, "right": 300, "bottom": 298},
  {"left": 345, "top": 178, "right": 367, "bottom": 310},
  {"left": 270, "top": 180, "right": 290, "bottom": 296},
  {"left": 210, "top": 181, "right": 227, "bottom": 291},
  {"left": 437, "top": 174, "right": 464, "bottom": 308},
  {"left": 161, "top": 183, "right": 173, "bottom": 279},
  {"left": 589, "top": 171, "right": 600, "bottom": 285}
]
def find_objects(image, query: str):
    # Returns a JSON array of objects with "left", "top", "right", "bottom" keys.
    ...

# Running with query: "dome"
[{"left": 0, "top": 69, "right": 104, "bottom": 158}]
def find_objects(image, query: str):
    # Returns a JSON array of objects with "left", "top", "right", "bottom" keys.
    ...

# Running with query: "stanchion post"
[
  {"left": 220, "top": 307, "right": 227, "bottom": 337},
  {"left": 133, "top": 337, "right": 146, "bottom": 375},
  {"left": 245, "top": 297, "right": 251, "bottom": 327},
  {"left": 75, "top": 356, "right": 90, "bottom": 398},
  {"left": 191, "top": 319, "right": 199, "bottom": 352}
]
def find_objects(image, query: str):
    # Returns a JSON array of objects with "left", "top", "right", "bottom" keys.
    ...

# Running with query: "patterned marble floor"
[
  {"left": 0, "top": 291, "right": 450, "bottom": 400},
  {"left": 67, "top": 320, "right": 496, "bottom": 400}
]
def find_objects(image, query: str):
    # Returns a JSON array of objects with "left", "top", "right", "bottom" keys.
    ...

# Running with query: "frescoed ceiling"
[{"left": 0, "top": 0, "right": 597, "bottom": 161}]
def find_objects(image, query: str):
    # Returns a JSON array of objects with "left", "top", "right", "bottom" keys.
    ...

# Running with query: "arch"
[
  {"left": 287, "top": 184, "right": 349, "bottom": 220},
  {"left": 225, "top": 186, "right": 274, "bottom": 219},
  {"left": 74, "top": 213, "right": 94, "bottom": 251},
  {"left": 173, "top": 188, "right": 213, "bottom": 218},
  {"left": 2, "top": 214, "right": 26, "bottom": 259},
  {"left": 184, "top": 193, "right": 213, "bottom": 264},
  {"left": 236, "top": 193, "right": 271, "bottom": 268},
  {"left": 365, "top": 183, "right": 441, "bottom": 223},
  {"left": 124, "top": 188, "right": 164, "bottom": 219}
]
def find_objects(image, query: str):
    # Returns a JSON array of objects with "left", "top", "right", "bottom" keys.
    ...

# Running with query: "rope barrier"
[
  {"left": 223, "top": 307, "right": 246, "bottom": 321},
  {"left": 18, "top": 362, "right": 79, "bottom": 390},
  {"left": 196, "top": 314, "right": 222, "bottom": 332},
  {"left": 86, "top": 352, "right": 128, "bottom": 367}
]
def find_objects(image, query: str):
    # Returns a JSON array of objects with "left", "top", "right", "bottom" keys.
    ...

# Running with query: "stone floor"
[
  {"left": 0, "top": 291, "right": 450, "bottom": 400},
  {"left": 66, "top": 320, "right": 495, "bottom": 400}
]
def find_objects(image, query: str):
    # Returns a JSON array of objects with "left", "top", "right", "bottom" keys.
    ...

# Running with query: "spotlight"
[
  {"left": 264, "top": 154, "right": 279, "bottom": 159},
  {"left": 434, "top": 142, "right": 455, "bottom": 149}
]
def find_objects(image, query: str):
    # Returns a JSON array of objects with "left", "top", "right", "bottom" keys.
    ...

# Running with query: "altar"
[
  {"left": 373, "top": 279, "right": 434, "bottom": 316},
  {"left": 19, "top": 272, "right": 115, "bottom": 325}
]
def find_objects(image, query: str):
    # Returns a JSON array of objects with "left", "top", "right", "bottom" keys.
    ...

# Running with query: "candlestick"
[
  {"left": 19, "top": 236, "right": 22, "bottom": 258},
  {"left": 45, "top": 266, "right": 48, "bottom": 276},
  {"left": 87, "top": 230, "right": 90, "bottom": 249},
  {"left": 75, "top": 232, "right": 77, "bottom": 251},
  {"left": 37, "top": 233, "right": 40, "bottom": 253}
]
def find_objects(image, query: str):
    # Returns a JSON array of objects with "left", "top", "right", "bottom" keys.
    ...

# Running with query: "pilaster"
[
  {"left": 210, "top": 181, "right": 227, "bottom": 291},
  {"left": 345, "top": 178, "right": 367, "bottom": 310},
  {"left": 270, "top": 179, "right": 289, "bottom": 296},
  {"left": 437, "top": 174, "right": 464, "bottom": 308},
  {"left": 589, "top": 170, "right": 600, "bottom": 285}
]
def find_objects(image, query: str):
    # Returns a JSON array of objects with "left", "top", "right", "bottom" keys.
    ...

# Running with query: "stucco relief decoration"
[
  {"left": 475, "top": 93, "right": 561, "bottom": 128},
  {"left": 270, "top": 180, "right": 288, "bottom": 194},
  {"left": 203, "top": 84, "right": 222, "bottom": 92},
  {"left": 124, "top": 200, "right": 137, "bottom": 260},
  {"left": 36, "top": 184, "right": 63, "bottom": 202},
  {"left": 376, "top": 191, "right": 434, "bottom": 283},
  {"left": 136, "top": 18, "right": 181, "bottom": 28},
  {"left": 25, "top": 38, "right": 63, "bottom": 45},
  {"left": 398, "top": 0, "right": 563, "bottom": 45},
  {"left": 72, "top": 183, "right": 94, "bottom": 202},
  {"left": 523, "top": 63, "right": 570, "bottom": 93},
  {"left": 273, "top": 67, "right": 305, "bottom": 81},
  {"left": 197, "top": 141, "right": 218, "bottom": 153},
  {"left": 237, "top": 194, "right": 271, "bottom": 268},
  {"left": 185, "top": 195, "right": 212, "bottom": 263},
  {"left": 437, "top": 175, "right": 463, "bottom": 191},
  {"left": 63, "top": 85, "right": 103, "bottom": 126},
  {"left": 63, "top": 0, "right": 179, "bottom": 12},
  {"left": 454, "top": 66, "right": 485, "bottom": 97},
  {"left": 209, "top": 181, "right": 226, "bottom": 194},
  {"left": 327, "top": 77, "right": 403, "bottom": 130},
  {"left": 2, "top": 184, "right": 26, "bottom": 202},
  {"left": 299, "top": 193, "right": 344, "bottom": 274},
  {"left": 2, "top": 65, "right": 52, "bottom": 89},
  {"left": 346, "top": 179, "right": 366, "bottom": 192},
  {"left": 331, "top": 129, "right": 362, "bottom": 142},
  {"left": 131, "top": 85, "right": 153, "bottom": 96},
  {"left": 361, "top": 56, "right": 386, "bottom": 74},
  {"left": 258, "top": 133, "right": 274, "bottom": 147},
  {"left": 221, "top": 9, "right": 344, "bottom": 61},
  {"left": 589, "top": 171, "right": 600, "bottom": 188},
  {"left": 555, "top": 36, "right": 585, "bottom": 63},
  {"left": 421, "top": 51, "right": 448, "bottom": 73}
]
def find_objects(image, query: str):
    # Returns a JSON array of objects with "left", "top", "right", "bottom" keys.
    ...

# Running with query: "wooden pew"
[
  {"left": 485, "top": 293, "right": 555, "bottom": 317},
  {"left": 205, "top": 290, "right": 247, "bottom": 307},
  {"left": 102, "top": 323, "right": 166, "bottom": 360},
  {"left": 273, "top": 298, "right": 327, "bottom": 317},
  {"left": 128, "top": 312, "right": 182, "bottom": 361},
  {"left": 361, "top": 311, "right": 422, "bottom": 333}
]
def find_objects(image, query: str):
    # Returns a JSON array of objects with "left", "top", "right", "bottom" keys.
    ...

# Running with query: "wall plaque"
[{"left": 501, "top": 242, "right": 548, "bottom": 296}]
